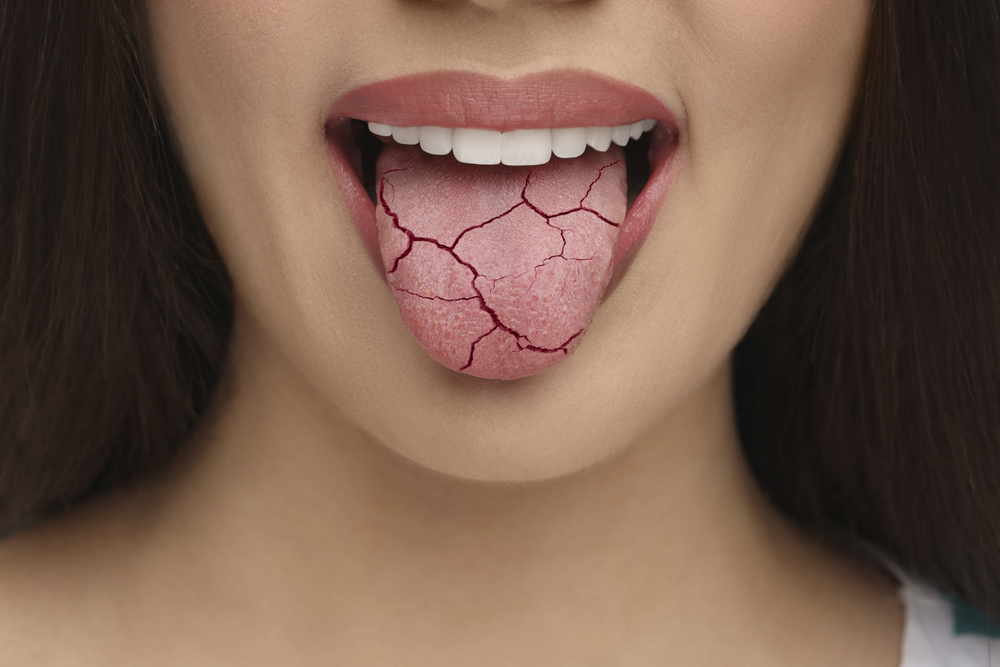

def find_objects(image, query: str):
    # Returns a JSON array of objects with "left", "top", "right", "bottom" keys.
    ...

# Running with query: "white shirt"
[{"left": 899, "top": 573, "right": 999, "bottom": 666}]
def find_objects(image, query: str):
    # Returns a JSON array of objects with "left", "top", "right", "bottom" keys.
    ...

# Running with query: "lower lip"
[{"left": 325, "top": 122, "right": 678, "bottom": 284}]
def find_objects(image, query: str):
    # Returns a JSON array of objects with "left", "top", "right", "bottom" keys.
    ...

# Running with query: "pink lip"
[{"left": 325, "top": 69, "right": 680, "bottom": 277}]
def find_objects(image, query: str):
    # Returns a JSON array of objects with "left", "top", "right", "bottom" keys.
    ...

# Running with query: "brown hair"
[
  {"left": 0, "top": 0, "right": 231, "bottom": 526},
  {"left": 734, "top": 0, "right": 1000, "bottom": 614},
  {"left": 2, "top": 0, "right": 999, "bottom": 615}
]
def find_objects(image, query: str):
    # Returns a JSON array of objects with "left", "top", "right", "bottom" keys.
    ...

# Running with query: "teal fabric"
[{"left": 948, "top": 594, "right": 1000, "bottom": 638}]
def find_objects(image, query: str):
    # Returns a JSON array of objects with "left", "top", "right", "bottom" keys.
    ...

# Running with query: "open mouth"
[
  {"left": 324, "top": 70, "right": 679, "bottom": 381},
  {"left": 342, "top": 118, "right": 658, "bottom": 210}
]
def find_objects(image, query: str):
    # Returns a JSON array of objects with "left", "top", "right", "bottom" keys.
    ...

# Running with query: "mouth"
[
  {"left": 350, "top": 118, "right": 660, "bottom": 207},
  {"left": 324, "top": 70, "right": 680, "bottom": 380}
]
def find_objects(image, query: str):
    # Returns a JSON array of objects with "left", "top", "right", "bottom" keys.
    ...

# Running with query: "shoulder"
[
  {"left": 0, "top": 496, "right": 151, "bottom": 664},
  {"left": 899, "top": 576, "right": 1000, "bottom": 667}
]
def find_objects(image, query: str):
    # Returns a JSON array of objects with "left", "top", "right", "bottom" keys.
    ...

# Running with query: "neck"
[{"left": 142, "top": 319, "right": 895, "bottom": 665}]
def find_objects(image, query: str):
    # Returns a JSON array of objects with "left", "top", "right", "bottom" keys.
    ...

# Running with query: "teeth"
[
  {"left": 610, "top": 125, "right": 632, "bottom": 147},
  {"left": 551, "top": 127, "right": 587, "bottom": 159},
  {"left": 368, "top": 122, "right": 393, "bottom": 137},
  {"left": 453, "top": 128, "right": 502, "bottom": 165},
  {"left": 419, "top": 126, "right": 454, "bottom": 156},
  {"left": 367, "top": 120, "right": 657, "bottom": 165},
  {"left": 501, "top": 129, "right": 552, "bottom": 166},
  {"left": 391, "top": 126, "right": 420, "bottom": 145},
  {"left": 585, "top": 127, "right": 613, "bottom": 152}
]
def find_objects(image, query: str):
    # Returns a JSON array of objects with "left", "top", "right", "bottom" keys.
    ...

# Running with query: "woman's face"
[{"left": 147, "top": 0, "right": 869, "bottom": 481}]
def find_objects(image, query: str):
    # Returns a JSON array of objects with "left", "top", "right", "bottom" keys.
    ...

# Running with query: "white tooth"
[
  {"left": 501, "top": 129, "right": 552, "bottom": 166},
  {"left": 368, "top": 122, "right": 392, "bottom": 137},
  {"left": 642, "top": 119, "right": 656, "bottom": 132},
  {"left": 391, "top": 126, "right": 420, "bottom": 145},
  {"left": 452, "top": 128, "right": 502, "bottom": 165},
  {"left": 630, "top": 121, "right": 645, "bottom": 140},
  {"left": 551, "top": 128, "right": 587, "bottom": 159},
  {"left": 611, "top": 125, "right": 632, "bottom": 146},
  {"left": 585, "top": 127, "right": 613, "bottom": 152},
  {"left": 419, "top": 126, "right": 454, "bottom": 156}
]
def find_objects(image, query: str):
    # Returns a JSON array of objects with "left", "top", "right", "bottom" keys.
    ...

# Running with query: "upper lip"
[{"left": 327, "top": 69, "right": 681, "bottom": 135}]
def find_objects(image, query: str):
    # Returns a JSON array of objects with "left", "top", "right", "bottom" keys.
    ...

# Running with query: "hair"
[
  {"left": 2, "top": 0, "right": 998, "bottom": 615},
  {"left": 733, "top": 0, "right": 1000, "bottom": 614},
  {"left": 0, "top": 0, "right": 232, "bottom": 525}
]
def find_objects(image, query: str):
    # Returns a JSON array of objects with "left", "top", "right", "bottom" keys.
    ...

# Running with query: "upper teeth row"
[{"left": 367, "top": 120, "right": 657, "bottom": 166}]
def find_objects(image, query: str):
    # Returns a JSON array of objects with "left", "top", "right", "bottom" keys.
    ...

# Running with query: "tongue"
[{"left": 375, "top": 143, "right": 626, "bottom": 380}]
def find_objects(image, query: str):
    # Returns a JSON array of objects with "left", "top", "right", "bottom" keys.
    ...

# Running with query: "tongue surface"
[{"left": 375, "top": 143, "right": 626, "bottom": 380}]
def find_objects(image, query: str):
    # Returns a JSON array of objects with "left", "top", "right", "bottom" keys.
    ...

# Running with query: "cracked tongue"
[{"left": 375, "top": 142, "right": 626, "bottom": 380}]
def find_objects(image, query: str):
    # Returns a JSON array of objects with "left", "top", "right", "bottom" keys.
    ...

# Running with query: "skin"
[{"left": 0, "top": 0, "right": 903, "bottom": 665}]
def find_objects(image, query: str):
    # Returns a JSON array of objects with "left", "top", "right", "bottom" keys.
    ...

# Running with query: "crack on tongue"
[
  {"left": 375, "top": 147, "right": 626, "bottom": 380},
  {"left": 380, "top": 175, "right": 587, "bottom": 365},
  {"left": 391, "top": 287, "right": 479, "bottom": 303},
  {"left": 518, "top": 161, "right": 623, "bottom": 228}
]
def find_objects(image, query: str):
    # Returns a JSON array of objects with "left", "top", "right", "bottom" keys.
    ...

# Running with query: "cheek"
[
  {"left": 149, "top": 1, "right": 313, "bottom": 115},
  {"left": 145, "top": 0, "right": 356, "bottom": 271},
  {"left": 619, "top": 0, "right": 869, "bottom": 376},
  {"left": 680, "top": 0, "right": 869, "bottom": 132},
  {"left": 687, "top": 0, "right": 860, "bottom": 60},
  {"left": 677, "top": 0, "right": 870, "bottom": 244}
]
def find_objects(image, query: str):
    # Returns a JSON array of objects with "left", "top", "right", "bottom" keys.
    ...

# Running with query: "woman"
[{"left": 0, "top": 0, "right": 997, "bottom": 664}]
